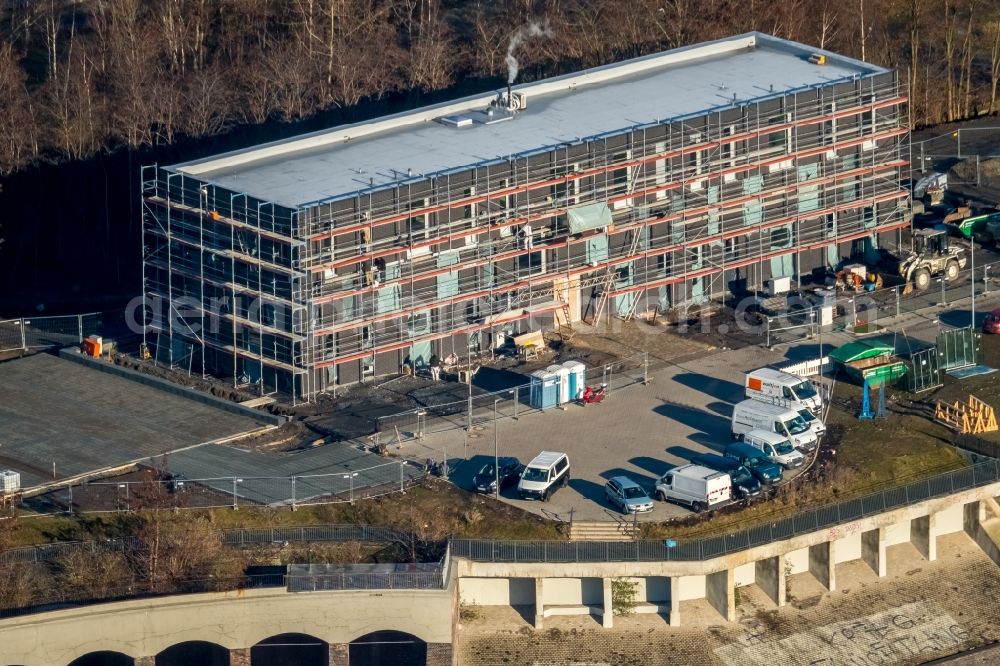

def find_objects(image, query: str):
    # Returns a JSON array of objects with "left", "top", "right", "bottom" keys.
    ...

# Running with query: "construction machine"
[{"left": 899, "top": 228, "right": 967, "bottom": 292}]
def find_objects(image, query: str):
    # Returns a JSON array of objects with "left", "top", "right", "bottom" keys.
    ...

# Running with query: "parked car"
[
  {"left": 654, "top": 464, "right": 731, "bottom": 512},
  {"left": 517, "top": 451, "right": 570, "bottom": 501},
  {"left": 983, "top": 308, "right": 1000, "bottom": 334},
  {"left": 604, "top": 476, "right": 654, "bottom": 514},
  {"left": 472, "top": 457, "right": 522, "bottom": 494},
  {"left": 688, "top": 453, "right": 762, "bottom": 499},
  {"left": 725, "top": 442, "right": 783, "bottom": 485}
]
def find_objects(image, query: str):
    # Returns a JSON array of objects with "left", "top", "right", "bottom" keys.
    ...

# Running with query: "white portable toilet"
[
  {"left": 562, "top": 360, "right": 586, "bottom": 401},
  {"left": 547, "top": 364, "right": 570, "bottom": 405}
]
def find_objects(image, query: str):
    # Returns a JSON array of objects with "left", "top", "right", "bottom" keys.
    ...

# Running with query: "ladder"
[{"left": 591, "top": 225, "right": 645, "bottom": 327}]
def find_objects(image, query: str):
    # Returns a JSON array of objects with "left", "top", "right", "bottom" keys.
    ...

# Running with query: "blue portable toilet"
[
  {"left": 562, "top": 360, "right": 586, "bottom": 401},
  {"left": 547, "top": 364, "right": 571, "bottom": 405},
  {"left": 529, "top": 370, "right": 559, "bottom": 410}
]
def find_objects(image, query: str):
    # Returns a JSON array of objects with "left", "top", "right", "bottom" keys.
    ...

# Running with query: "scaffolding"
[{"left": 142, "top": 63, "right": 908, "bottom": 402}]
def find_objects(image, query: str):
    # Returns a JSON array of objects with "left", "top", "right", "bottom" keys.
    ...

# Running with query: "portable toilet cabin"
[
  {"left": 547, "top": 364, "right": 571, "bottom": 405},
  {"left": 529, "top": 370, "right": 559, "bottom": 410},
  {"left": 562, "top": 360, "right": 586, "bottom": 401}
]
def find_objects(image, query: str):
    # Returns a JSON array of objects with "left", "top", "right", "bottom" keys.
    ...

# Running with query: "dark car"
[
  {"left": 472, "top": 457, "right": 522, "bottom": 493},
  {"left": 689, "top": 453, "right": 762, "bottom": 499},
  {"left": 983, "top": 308, "right": 1000, "bottom": 335}
]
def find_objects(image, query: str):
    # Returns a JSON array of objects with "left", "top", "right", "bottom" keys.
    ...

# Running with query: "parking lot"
[{"left": 418, "top": 344, "right": 820, "bottom": 522}]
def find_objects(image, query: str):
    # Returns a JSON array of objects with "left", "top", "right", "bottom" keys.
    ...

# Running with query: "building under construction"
[{"left": 141, "top": 32, "right": 910, "bottom": 402}]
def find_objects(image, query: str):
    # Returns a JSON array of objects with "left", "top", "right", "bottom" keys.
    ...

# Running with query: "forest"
[{"left": 0, "top": 0, "right": 999, "bottom": 176}]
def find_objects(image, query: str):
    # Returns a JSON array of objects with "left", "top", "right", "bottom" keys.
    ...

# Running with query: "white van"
[
  {"left": 745, "top": 368, "right": 822, "bottom": 414},
  {"left": 731, "top": 399, "right": 819, "bottom": 452},
  {"left": 654, "top": 464, "right": 731, "bottom": 512},
  {"left": 517, "top": 451, "right": 570, "bottom": 501},
  {"left": 797, "top": 408, "right": 826, "bottom": 437},
  {"left": 742, "top": 429, "right": 805, "bottom": 469}
]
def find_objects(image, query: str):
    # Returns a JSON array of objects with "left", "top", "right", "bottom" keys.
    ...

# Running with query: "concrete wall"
[
  {"left": 541, "top": 577, "right": 603, "bottom": 606},
  {"left": 785, "top": 547, "right": 809, "bottom": 575},
  {"left": 884, "top": 520, "right": 910, "bottom": 546},
  {"left": 678, "top": 575, "right": 706, "bottom": 601},
  {"left": 733, "top": 562, "right": 756, "bottom": 588},
  {"left": 936, "top": 503, "right": 964, "bottom": 535},
  {"left": 460, "top": 577, "right": 534, "bottom": 606},
  {"left": 0, "top": 587, "right": 453, "bottom": 666},
  {"left": 834, "top": 533, "right": 862, "bottom": 563}
]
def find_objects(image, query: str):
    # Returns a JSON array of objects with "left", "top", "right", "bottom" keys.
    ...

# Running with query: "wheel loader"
[{"left": 899, "top": 228, "right": 967, "bottom": 292}]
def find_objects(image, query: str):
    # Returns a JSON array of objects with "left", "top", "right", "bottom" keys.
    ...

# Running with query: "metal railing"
[
  {"left": 450, "top": 458, "right": 1000, "bottom": 563},
  {"left": 286, "top": 563, "right": 444, "bottom": 592},
  {"left": 0, "top": 524, "right": 411, "bottom": 567}
]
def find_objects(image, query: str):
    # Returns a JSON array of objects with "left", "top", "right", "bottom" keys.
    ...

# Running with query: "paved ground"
[
  {"left": 457, "top": 532, "right": 1000, "bottom": 665},
  {"left": 399, "top": 287, "right": 1000, "bottom": 523},
  {"left": 0, "top": 353, "right": 270, "bottom": 489}
]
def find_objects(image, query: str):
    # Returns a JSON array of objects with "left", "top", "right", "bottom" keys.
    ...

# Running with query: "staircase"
[{"left": 568, "top": 520, "right": 637, "bottom": 541}]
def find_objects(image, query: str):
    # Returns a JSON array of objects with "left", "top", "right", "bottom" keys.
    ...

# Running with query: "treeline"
[{"left": 1, "top": 0, "right": 999, "bottom": 176}]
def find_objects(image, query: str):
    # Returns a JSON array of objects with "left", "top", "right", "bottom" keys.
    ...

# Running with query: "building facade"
[{"left": 141, "top": 33, "right": 909, "bottom": 402}]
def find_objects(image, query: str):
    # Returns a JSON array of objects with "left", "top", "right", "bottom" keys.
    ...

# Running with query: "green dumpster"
[{"left": 829, "top": 340, "right": 908, "bottom": 386}]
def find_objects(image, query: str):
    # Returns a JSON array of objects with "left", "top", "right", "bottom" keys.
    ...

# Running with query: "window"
[
  {"left": 611, "top": 150, "right": 633, "bottom": 210},
  {"left": 863, "top": 206, "right": 876, "bottom": 229},
  {"left": 860, "top": 94, "right": 875, "bottom": 133},
  {"left": 770, "top": 225, "right": 792, "bottom": 249},
  {"left": 463, "top": 186, "right": 476, "bottom": 220},
  {"left": 656, "top": 253, "right": 671, "bottom": 277},
  {"left": 767, "top": 114, "right": 790, "bottom": 151},
  {"left": 654, "top": 141, "right": 668, "bottom": 200},
  {"left": 551, "top": 163, "right": 580, "bottom": 204},
  {"left": 721, "top": 125, "right": 736, "bottom": 163},
  {"left": 825, "top": 213, "right": 837, "bottom": 239},
  {"left": 821, "top": 102, "right": 836, "bottom": 146},
  {"left": 686, "top": 133, "right": 705, "bottom": 175},
  {"left": 725, "top": 235, "right": 745, "bottom": 261}
]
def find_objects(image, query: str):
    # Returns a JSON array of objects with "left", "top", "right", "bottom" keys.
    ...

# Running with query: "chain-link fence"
[
  {"left": 21, "top": 459, "right": 427, "bottom": 517},
  {"left": 452, "top": 458, "right": 1000, "bottom": 563}
]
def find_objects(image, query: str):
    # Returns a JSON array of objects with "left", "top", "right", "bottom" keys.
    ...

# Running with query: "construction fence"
[
  {"left": 764, "top": 259, "right": 1000, "bottom": 347},
  {"left": 0, "top": 312, "right": 104, "bottom": 354},
  {"left": 20, "top": 458, "right": 427, "bottom": 517}
]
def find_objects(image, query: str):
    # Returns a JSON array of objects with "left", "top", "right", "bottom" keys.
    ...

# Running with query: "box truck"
[
  {"left": 654, "top": 464, "right": 731, "bottom": 512},
  {"left": 731, "top": 399, "right": 819, "bottom": 452},
  {"left": 745, "top": 367, "right": 822, "bottom": 414}
]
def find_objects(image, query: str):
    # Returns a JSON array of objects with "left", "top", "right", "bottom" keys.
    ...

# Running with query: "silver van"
[{"left": 517, "top": 451, "right": 570, "bottom": 501}]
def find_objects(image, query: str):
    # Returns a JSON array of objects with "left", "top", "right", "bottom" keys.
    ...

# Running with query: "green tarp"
[
  {"left": 567, "top": 202, "right": 613, "bottom": 234},
  {"left": 829, "top": 340, "right": 894, "bottom": 364}
]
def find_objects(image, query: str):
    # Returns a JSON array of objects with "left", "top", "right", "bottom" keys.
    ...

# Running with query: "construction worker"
[
  {"left": 429, "top": 354, "right": 441, "bottom": 381},
  {"left": 522, "top": 222, "right": 533, "bottom": 250}
]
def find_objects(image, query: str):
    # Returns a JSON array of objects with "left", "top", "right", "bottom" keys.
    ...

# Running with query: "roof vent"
[
  {"left": 437, "top": 114, "right": 473, "bottom": 128},
  {"left": 808, "top": 53, "right": 827, "bottom": 66}
]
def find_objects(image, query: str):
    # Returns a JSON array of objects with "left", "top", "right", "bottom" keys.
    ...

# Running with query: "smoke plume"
[{"left": 505, "top": 20, "right": 553, "bottom": 85}]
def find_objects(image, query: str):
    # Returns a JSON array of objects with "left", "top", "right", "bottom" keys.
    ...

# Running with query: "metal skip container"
[
  {"left": 562, "top": 360, "right": 587, "bottom": 401},
  {"left": 529, "top": 370, "right": 559, "bottom": 410}
]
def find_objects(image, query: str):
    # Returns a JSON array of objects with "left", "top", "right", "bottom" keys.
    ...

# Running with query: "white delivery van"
[
  {"left": 743, "top": 429, "right": 805, "bottom": 469},
  {"left": 745, "top": 368, "right": 822, "bottom": 414},
  {"left": 517, "top": 451, "right": 570, "bottom": 501},
  {"left": 731, "top": 399, "right": 819, "bottom": 452},
  {"left": 797, "top": 408, "right": 826, "bottom": 437},
  {"left": 654, "top": 464, "right": 731, "bottom": 512}
]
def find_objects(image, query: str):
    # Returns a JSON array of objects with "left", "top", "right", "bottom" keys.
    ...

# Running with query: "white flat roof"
[{"left": 172, "top": 33, "right": 886, "bottom": 208}]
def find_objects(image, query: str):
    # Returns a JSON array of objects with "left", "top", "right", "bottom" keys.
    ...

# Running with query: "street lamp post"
[
  {"left": 232, "top": 477, "right": 243, "bottom": 510},
  {"left": 343, "top": 472, "right": 359, "bottom": 504},
  {"left": 493, "top": 397, "right": 501, "bottom": 500},
  {"left": 970, "top": 238, "right": 976, "bottom": 328}
]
